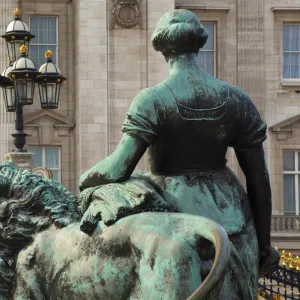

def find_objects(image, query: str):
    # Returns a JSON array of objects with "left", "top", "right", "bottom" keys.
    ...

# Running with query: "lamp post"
[
  {"left": 0, "top": 9, "right": 66, "bottom": 154},
  {"left": 1, "top": 8, "right": 35, "bottom": 65}
]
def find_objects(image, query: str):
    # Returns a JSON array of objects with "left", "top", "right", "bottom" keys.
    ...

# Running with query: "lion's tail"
[{"left": 170, "top": 214, "right": 231, "bottom": 300}]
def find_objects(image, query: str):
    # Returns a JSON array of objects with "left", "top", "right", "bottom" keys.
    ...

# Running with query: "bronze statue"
[
  {"left": 0, "top": 9, "right": 279, "bottom": 300},
  {"left": 79, "top": 9, "right": 279, "bottom": 299},
  {"left": 0, "top": 163, "right": 230, "bottom": 299}
]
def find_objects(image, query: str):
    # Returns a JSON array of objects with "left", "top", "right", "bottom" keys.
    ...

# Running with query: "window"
[
  {"left": 197, "top": 23, "right": 216, "bottom": 76},
  {"left": 283, "top": 24, "right": 300, "bottom": 79},
  {"left": 283, "top": 151, "right": 300, "bottom": 215},
  {"left": 29, "top": 16, "right": 57, "bottom": 69},
  {"left": 29, "top": 146, "right": 61, "bottom": 181}
]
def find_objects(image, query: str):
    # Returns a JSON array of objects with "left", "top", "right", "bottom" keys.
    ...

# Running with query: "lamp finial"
[{"left": 13, "top": 8, "right": 21, "bottom": 18}]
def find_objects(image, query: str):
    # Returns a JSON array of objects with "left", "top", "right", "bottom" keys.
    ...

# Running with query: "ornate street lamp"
[
  {"left": 36, "top": 50, "right": 66, "bottom": 109},
  {"left": 1, "top": 8, "right": 35, "bottom": 64},
  {"left": 10, "top": 45, "right": 40, "bottom": 105},
  {"left": 0, "top": 65, "right": 16, "bottom": 112},
  {"left": 0, "top": 8, "right": 66, "bottom": 153}
]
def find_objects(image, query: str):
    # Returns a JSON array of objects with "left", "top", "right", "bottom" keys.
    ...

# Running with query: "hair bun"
[{"left": 152, "top": 10, "right": 208, "bottom": 56}]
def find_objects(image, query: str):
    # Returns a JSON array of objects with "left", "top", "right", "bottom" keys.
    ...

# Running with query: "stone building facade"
[{"left": 0, "top": 0, "right": 300, "bottom": 251}]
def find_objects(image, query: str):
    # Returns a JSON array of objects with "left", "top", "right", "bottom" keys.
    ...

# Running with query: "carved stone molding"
[
  {"left": 111, "top": 0, "right": 142, "bottom": 29},
  {"left": 24, "top": 110, "right": 75, "bottom": 145},
  {"left": 270, "top": 115, "right": 300, "bottom": 141}
]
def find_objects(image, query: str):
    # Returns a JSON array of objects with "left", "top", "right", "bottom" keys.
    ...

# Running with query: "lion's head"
[{"left": 0, "top": 162, "right": 81, "bottom": 299}]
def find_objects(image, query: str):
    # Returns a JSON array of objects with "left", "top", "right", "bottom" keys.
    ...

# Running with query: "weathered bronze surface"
[
  {"left": 0, "top": 163, "right": 231, "bottom": 299},
  {"left": 0, "top": 9, "right": 280, "bottom": 300},
  {"left": 79, "top": 9, "right": 279, "bottom": 298}
]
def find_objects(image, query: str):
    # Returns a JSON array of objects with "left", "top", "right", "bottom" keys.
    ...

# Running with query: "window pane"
[
  {"left": 283, "top": 151, "right": 295, "bottom": 171},
  {"left": 291, "top": 53, "right": 300, "bottom": 78},
  {"left": 198, "top": 23, "right": 215, "bottom": 76},
  {"left": 30, "top": 17, "right": 39, "bottom": 43},
  {"left": 49, "top": 17, "right": 57, "bottom": 31},
  {"left": 48, "top": 45, "right": 57, "bottom": 64},
  {"left": 29, "top": 16, "right": 58, "bottom": 66},
  {"left": 49, "top": 30, "right": 56, "bottom": 44},
  {"left": 283, "top": 52, "right": 291, "bottom": 78},
  {"left": 283, "top": 25, "right": 300, "bottom": 51},
  {"left": 51, "top": 170, "right": 59, "bottom": 181},
  {"left": 30, "top": 146, "right": 43, "bottom": 167},
  {"left": 283, "top": 24, "right": 300, "bottom": 79},
  {"left": 198, "top": 51, "right": 214, "bottom": 76},
  {"left": 45, "top": 148, "right": 59, "bottom": 168},
  {"left": 290, "top": 25, "right": 300, "bottom": 51},
  {"left": 205, "top": 52, "right": 214, "bottom": 76},
  {"left": 283, "top": 25, "right": 290, "bottom": 51},
  {"left": 203, "top": 23, "right": 214, "bottom": 50},
  {"left": 198, "top": 51, "right": 206, "bottom": 71},
  {"left": 284, "top": 175, "right": 296, "bottom": 215}
]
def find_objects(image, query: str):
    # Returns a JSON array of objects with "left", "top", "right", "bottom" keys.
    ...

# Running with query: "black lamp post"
[
  {"left": 0, "top": 9, "right": 66, "bottom": 152},
  {"left": 1, "top": 8, "right": 35, "bottom": 65},
  {"left": 10, "top": 45, "right": 40, "bottom": 106},
  {"left": 36, "top": 50, "right": 66, "bottom": 109},
  {"left": 0, "top": 65, "right": 16, "bottom": 112}
]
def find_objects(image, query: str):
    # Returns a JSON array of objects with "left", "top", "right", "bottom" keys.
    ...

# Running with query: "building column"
[
  {"left": 74, "top": 0, "right": 109, "bottom": 184},
  {"left": 0, "top": 0, "right": 19, "bottom": 161},
  {"left": 236, "top": 0, "right": 266, "bottom": 183}
]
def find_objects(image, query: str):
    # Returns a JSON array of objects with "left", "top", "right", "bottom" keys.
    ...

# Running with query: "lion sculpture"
[{"left": 0, "top": 163, "right": 230, "bottom": 300}]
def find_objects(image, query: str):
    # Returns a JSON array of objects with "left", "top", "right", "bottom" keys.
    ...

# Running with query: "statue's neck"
[{"left": 167, "top": 53, "right": 201, "bottom": 76}]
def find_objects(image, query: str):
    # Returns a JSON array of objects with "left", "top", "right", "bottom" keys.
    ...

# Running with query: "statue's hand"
[
  {"left": 80, "top": 200, "right": 103, "bottom": 234},
  {"left": 259, "top": 246, "right": 280, "bottom": 278}
]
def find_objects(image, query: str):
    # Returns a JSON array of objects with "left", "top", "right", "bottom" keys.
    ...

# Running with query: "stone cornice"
[
  {"left": 271, "top": 7, "right": 300, "bottom": 11},
  {"left": 21, "top": 0, "right": 71, "bottom": 3},
  {"left": 270, "top": 115, "right": 300, "bottom": 132},
  {"left": 24, "top": 110, "right": 75, "bottom": 128},
  {"left": 175, "top": 5, "right": 230, "bottom": 11},
  {"left": 270, "top": 115, "right": 300, "bottom": 141}
]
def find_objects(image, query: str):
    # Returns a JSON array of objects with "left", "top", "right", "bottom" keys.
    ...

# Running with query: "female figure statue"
[{"left": 79, "top": 9, "right": 278, "bottom": 299}]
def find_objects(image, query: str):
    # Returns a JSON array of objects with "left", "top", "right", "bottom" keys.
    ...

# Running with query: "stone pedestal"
[{"left": 5, "top": 152, "right": 34, "bottom": 170}]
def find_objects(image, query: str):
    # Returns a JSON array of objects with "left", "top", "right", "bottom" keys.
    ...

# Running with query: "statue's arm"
[
  {"left": 235, "top": 145, "right": 271, "bottom": 249},
  {"left": 79, "top": 133, "right": 148, "bottom": 191}
]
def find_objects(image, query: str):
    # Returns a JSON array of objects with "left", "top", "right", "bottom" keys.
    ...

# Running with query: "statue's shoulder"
[
  {"left": 131, "top": 87, "right": 158, "bottom": 107},
  {"left": 227, "top": 84, "right": 250, "bottom": 101}
]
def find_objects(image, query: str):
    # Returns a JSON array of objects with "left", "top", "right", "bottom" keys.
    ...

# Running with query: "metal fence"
[{"left": 258, "top": 251, "right": 300, "bottom": 299}]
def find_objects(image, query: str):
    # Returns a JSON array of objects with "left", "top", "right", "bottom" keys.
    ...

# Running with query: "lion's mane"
[{"left": 0, "top": 162, "right": 81, "bottom": 299}]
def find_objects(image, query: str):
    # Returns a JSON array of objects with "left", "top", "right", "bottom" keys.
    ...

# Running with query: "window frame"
[
  {"left": 198, "top": 22, "right": 217, "bottom": 77},
  {"left": 282, "top": 22, "right": 300, "bottom": 80},
  {"left": 283, "top": 150, "right": 300, "bottom": 215},
  {"left": 29, "top": 15, "right": 59, "bottom": 68},
  {"left": 273, "top": 10, "right": 300, "bottom": 87},
  {"left": 30, "top": 146, "right": 61, "bottom": 182},
  {"left": 191, "top": 9, "right": 230, "bottom": 82}
]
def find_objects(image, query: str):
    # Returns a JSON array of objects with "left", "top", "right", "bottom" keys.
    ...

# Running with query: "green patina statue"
[
  {"left": 0, "top": 163, "right": 230, "bottom": 299},
  {"left": 79, "top": 9, "right": 279, "bottom": 299},
  {"left": 0, "top": 9, "right": 279, "bottom": 300}
]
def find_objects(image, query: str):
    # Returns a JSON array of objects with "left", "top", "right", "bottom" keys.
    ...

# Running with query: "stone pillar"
[
  {"left": 237, "top": 0, "right": 265, "bottom": 115},
  {"left": 236, "top": 0, "right": 266, "bottom": 183},
  {"left": 0, "top": 0, "right": 19, "bottom": 162},
  {"left": 73, "top": 0, "right": 109, "bottom": 183}
]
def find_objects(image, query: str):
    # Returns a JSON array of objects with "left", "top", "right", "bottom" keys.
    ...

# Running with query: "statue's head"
[
  {"left": 151, "top": 9, "right": 208, "bottom": 58},
  {"left": 0, "top": 163, "right": 81, "bottom": 299}
]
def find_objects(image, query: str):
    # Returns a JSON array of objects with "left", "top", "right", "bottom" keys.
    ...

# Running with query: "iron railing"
[{"left": 258, "top": 251, "right": 300, "bottom": 300}]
